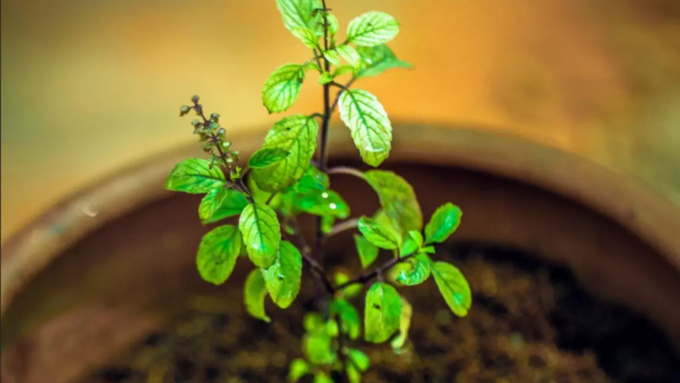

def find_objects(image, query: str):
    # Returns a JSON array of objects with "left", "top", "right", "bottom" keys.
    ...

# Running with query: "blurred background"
[{"left": 2, "top": 0, "right": 680, "bottom": 243}]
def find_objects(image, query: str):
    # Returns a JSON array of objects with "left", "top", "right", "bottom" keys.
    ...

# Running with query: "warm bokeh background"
[{"left": 2, "top": 0, "right": 679, "bottom": 243}]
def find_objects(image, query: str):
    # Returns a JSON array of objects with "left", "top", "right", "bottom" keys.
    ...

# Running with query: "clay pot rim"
[{"left": 2, "top": 123, "right": 679, "bottom": 318}]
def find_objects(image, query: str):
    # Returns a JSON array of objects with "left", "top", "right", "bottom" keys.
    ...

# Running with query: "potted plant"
[{"left": 164, "top": 1, "right": 471, "bottom": 381}]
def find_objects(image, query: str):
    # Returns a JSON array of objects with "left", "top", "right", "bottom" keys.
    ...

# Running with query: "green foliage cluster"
[{"left": 166, "top": 1, "right": 471, "bottom": 381}]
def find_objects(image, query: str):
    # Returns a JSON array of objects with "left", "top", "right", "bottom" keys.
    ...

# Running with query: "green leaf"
[
  {"left": 198, "top": 187, "right": 226, "bottom": 222},
  {"left": 335, "top": 272, "right": 362, "bottom": 299},
  {"left": 326, "top": 13, "right": 339, "bottom": 36},
  {"left": 290, "top": 165, "right": 329, "bottom": 194},
  {"left": 244, "top": 269, "right": 271, "bottom": 322},
  {"left": 331, "top": 298, "right": 361, "bottom": 340},
  {"left": 357, "top": 216, "right": 401, "bottom": 250},
  {"left": 293, "top": 189, "right": 350, "bottom": 219},
  {"left": 165, "top": 158, "right": 226, "bottom": 194},
  {"left": 347, "top": 349, "right": 370, "bottom": 372},
  {"left": 239, "top": 202, "right": 281, "bottom": 268},
  {"left": 390, "top": 296, "right": 412, "bottom": 350},
  {"left": 337, "top": 45, "right": 361, "bottom": 68},
  {"left": 276, "top": 0, "right": 323, "bottom": 36},
  {"left": 262, "top": 241, "right": 302, "bottom": 309},
  {"left": 347, "top": 12, "right": 400, "bottom": 47},
  {"left": 431, "top": 261, "right": 472, "bottom": 317},
  {"left": 262, "top": 64, "right": 306, "bottom": 114},
  {"left": 338, "top": 89, "right": 392, "bottom": 167},
  {"left": 196, "top": 225, "right": 242, "bottom": 285},
  {"left": 347, "top": 365, "right": 361, "bottom": 383},
  {"left": 288, "top": 358, "right": 310, "bottom": 382},
  {"left": 304, "top": 331, "right": 335, "bottom": 365},
  {"left": 326, "top": 319, "right": 339, "bottom": 337},
  {"left": 354, "top": 234, "right": 379, "bottom": 269},
  {"left": 396, "top": 254, "right": 431, "bottom": 286},
  {"left": 248, "top": 147, "right": 290, "bottom": 169},
  {"left": 252, "top": 115, "right": 319, "bottom": 192},
  {"left": 201, "top": 189, "right": 248, "bottom": 224},
  {"left": 291, "top": 27, "right": 319, "bottom": 49},
  {"left": 422, "top": 245, "right": 435, "bottom": 254},
  {"left": 364, "top": 170, "right": 423, "bottom": 235},
  {"left": 304, "top": 313, "right": 325, "bottom": 333},
  {"left": 333, "top": 65, "right": 357, "bottom": 78},
  {"left": 323, "top": 49, "right": 340, "bottom": 66},
  {"left": 364, "top": 282, "right": 402, "bottom": 343},
  {"left": 425, "top": 203, "right": 463, "bottom": 244},
  {"left": 399, "top": 237, "right": 418, "bottom": 257},
  {"left": 319, "top": 72, "right": 334, "bottom": 85},
  {"left": 356, "top": 44, "right": 412, "bottom": 78},
  {"left": 409, "top": 230, "right": 424, "bottom": 247},
  {"left": 313, "top": 373, "right": 334, "bottom": 383}
]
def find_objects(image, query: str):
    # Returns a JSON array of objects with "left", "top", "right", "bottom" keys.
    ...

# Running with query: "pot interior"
[{"left": 1, "top": 162, "right": 679, "bottom": 383}]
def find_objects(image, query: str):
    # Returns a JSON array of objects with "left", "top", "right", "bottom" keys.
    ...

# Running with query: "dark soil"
[{"left": 84, "top": 243, "right": 680, "bottom": 383}]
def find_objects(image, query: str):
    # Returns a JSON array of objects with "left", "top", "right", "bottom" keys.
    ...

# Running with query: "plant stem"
[
  {"left": 327, "top": 218, "right": 359, "bottom": 238},
  {"left": 336, "top": 253, "right": 418, "bottom": 291},
  {"left": 327, "top": 166, "right": 365, "bottom": 179}
]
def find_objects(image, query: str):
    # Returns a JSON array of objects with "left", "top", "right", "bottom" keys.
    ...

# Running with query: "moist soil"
[{"left": 84, "top": 243, "right": 680, "bottom": 383}]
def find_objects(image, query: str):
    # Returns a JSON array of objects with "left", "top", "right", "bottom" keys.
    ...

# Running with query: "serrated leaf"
[
  {"left": 239, "top": 202, "right": 281, "bottom": 268},
  {"left": 165, "top": 158, "right": 226, "bottom": 194},
  {"left": 288, "top": 358, "right": 310, "bottom": 382},
  {"left": 354, "top": 234, "right": 379, "bottom": 269},
  {"left": 339, "top": 89, "right": 392, "bottom": 167},
  {"left": 196, "top": 225, "right": 242, "bottom": 285},
  {"left": 347, "top": 12, "right": 400, "bottom": 47},
  {"left": 323, "top": 49, "right": 340, "bottom": 66},
  {"left": 364, "top": 282, "right": 402, "bottom": 343},
  {"left": 313, "top": 373, "right": 334, "bottom": 383},
  {"left": 248, "top": 147, "right": 290, "bottom": 169},
  {"left": 262, "top": 64, "right": 306, "bottom": 114},
  {"left": 290, "top": 165, "right": 329, "bottom": 194},
  {"left": 347, "top": 348, "right": 370, "bottom": 372},
  {"left": 293, "top": 189, "right": 350, "bottom": 218},
  {"left": 356, "top": 44, "right": 412, "bottom": 78},
  {"left": 262, "top": 241, "right": 302, "bottom": 309},
  {"left": 201, "top": 189, "right": 248, "bottom": 225},
  {"left": 396, "top": 254, "right": 431, "bottom": 286},
  {"left": 244, "top": 269, "right": 270, "bottom": 322},
  {"left": 252, "top": 115, "right": 319, "bottom": 192},
  {"left": 335, "top": 272, "right": 362, "bottom": 299},
  {"left": 431, "top": 261, "right": 472, "bottom": 317},
  {"left": 357, "top": 216, "right": 401, "bottom": 250},
  {"left": 364, "top": 170, "right": 423, "bottom": 235},
  {"left": 276, "top": 0, "right": 323, "bottom": 36},
  {"left": 391, "top": 297, "right": 412, "bottom": 350},
  {"left": 337, "top": 45, "right": 361, "bottom": 68},
  {"left": 319, "top": 72, "right": 334, "bottom": 85},
  {"left": 331, "top": 298, "right": 361, "bottom": 340},
  {"left": 425, "top": 203, "right": 463, "bottom": 244},
  {"left": 291, "top": 27, "right": 319, "bottom": 49}
]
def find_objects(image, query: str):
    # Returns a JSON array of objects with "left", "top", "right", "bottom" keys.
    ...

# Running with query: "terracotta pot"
[{"left": 2, "top": 125, "right": 679, "bottom": 383}]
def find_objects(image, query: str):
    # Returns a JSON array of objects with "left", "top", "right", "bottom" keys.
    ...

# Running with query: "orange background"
[{"left": 2, "top": 0, "right": 679, "bottom": 242}]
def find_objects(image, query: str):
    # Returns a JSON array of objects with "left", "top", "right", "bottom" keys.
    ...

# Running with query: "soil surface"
[{"left": 83, "top": 243, "right": 680, "bottom": 383}]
